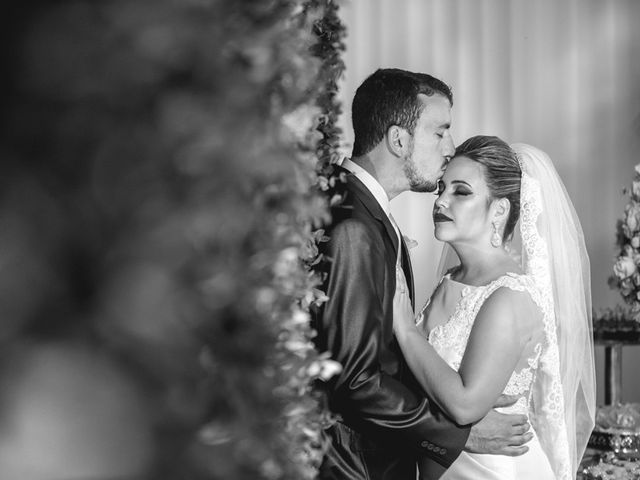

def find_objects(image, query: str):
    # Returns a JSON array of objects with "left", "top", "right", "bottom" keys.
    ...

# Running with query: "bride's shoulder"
[
  {"left": 485, "top": 274, "right": 544, "bottom": 319},
  {"left": 490, "top": 272, "right": 536, "bottom": 293},
  {"left": 479, "top": 276, "right": 543, "bottom": 327}
]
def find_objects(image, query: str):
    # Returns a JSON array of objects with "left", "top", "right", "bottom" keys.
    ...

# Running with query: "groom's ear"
[{"left": 386, "top": 125, "right": 408, "bottom": 157}]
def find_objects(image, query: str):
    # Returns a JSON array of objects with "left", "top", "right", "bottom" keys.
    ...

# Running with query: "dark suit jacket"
[{"left": 312, "top": 169, "right": 470, "bottom": 480}]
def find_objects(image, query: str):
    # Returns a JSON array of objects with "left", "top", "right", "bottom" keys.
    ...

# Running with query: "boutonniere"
[{"left": 403, "top": 235, "right": 418, "bottom": 250}]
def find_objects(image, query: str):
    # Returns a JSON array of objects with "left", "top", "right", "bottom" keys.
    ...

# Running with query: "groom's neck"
[{"left": 351, "top": 151, "right": 405, "bottom": 201}]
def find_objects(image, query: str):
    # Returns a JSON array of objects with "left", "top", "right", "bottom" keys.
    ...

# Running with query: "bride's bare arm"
[{"left": 393, "top": 276, "right": 537, "bottom": 425}]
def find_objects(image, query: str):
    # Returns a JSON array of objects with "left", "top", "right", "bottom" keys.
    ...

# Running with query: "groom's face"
[{"left": 403, "top": 94, "right": 455, "bottom": 193}]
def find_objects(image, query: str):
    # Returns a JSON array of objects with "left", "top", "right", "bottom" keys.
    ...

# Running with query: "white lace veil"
[
  {"left": 513, "top": 143, "right": 595, "bottom": 478},
  {"left": 437, "top": 143, "right": 596, "bottom": 478}
]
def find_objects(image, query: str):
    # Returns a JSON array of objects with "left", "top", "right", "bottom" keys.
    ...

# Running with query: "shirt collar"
[{"left": 341, "top": 158, "right": 391, "bottom": 217}]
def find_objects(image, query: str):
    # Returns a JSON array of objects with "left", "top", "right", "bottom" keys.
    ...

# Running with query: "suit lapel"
[
  {"left": 344, "top": 171, "right": 399, "bottom": 253},
  {"left": 343, "top": 170, "right": 416, "bottom": 307}
]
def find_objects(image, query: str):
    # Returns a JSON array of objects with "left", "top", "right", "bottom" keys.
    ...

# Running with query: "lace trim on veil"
[{"left": 520, "top": 171, "right": 571, "bottom": 479}]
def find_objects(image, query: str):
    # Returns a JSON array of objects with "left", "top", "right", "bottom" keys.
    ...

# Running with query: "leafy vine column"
[{"left": 0, "top": 1, "right": 346, "bottom": 479}]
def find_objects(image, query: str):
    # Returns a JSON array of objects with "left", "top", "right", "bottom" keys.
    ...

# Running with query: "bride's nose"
[{"left": 435, "top": 195, "right": 447, "bottom": 209}]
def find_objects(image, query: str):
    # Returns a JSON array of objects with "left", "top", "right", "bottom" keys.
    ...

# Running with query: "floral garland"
[
  {"left": 609, "top": 163, "right": 640, "bottom": 321},
  {"left": 0, "top": 0, "right": 345, "bottom": 479},
  {"left": 310, "top": 0, "right": 348, "bottom": 200}
]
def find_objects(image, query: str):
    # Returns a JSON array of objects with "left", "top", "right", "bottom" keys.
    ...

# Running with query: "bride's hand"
[{"left": 393, "top": 267, "right": 415, "bottom": 335}]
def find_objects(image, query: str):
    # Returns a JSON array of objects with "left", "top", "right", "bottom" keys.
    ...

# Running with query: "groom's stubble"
[{"left": 404, "top": 138, "right": 439, "bottom": 194}]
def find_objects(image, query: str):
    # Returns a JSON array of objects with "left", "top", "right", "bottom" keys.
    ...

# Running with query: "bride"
[{"left": 393, "top": 136, "right": 596, "bottom": 479}]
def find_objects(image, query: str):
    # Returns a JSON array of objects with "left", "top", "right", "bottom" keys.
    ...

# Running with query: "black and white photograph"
[{"left": 0, "top": 1, "right": 639, "bottom": 479}]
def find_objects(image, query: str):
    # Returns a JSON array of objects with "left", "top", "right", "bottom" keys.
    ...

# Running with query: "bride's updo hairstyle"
[{"left": 454, "top": 135, "right": 521, "bottom": 241}]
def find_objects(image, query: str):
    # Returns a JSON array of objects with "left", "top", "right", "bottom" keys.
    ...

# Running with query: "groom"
[{"left": 312, "top": 69, "right": 533, "bottom": 479}]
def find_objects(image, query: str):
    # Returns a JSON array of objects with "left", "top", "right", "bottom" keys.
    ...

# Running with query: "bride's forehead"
[{"left": 442, "top": 156, "right": 487, "bottom": 183}]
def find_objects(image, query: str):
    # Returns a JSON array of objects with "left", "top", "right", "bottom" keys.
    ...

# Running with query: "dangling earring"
[{"left": 491, "top": 222, "right": 502, "bottom": 248}]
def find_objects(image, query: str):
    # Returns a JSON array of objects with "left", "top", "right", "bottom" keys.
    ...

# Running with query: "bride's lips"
[{"left": 433, "top": 212, "right": 452, "bottom": 223}]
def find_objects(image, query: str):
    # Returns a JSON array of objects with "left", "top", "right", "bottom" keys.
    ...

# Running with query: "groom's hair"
[
  {"left": 351, "top": 69, "right": 452, "bottom": 157},
  {"left": 454, "top": 135, "right": 521, "bottom": 241}
]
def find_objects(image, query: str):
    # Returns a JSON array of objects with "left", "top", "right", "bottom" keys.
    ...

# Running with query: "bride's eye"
[{"left": 453, "top": 188, "right": 471, "bottom": 196}]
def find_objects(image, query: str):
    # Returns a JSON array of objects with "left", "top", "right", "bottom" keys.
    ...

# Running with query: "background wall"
[{"left": 336, "top": 0, "right": 640, "bottom": 405}]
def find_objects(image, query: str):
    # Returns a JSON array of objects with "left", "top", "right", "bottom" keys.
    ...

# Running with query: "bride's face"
[{"left": 433, "top": 156, "right": 495, "bottom": 246}]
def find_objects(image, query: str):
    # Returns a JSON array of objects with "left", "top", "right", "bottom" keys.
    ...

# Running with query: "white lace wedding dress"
[
  {"left": 419, "top": 272, "right": 556, "bottom": 480},
  {"left": 412, "top": 143, "right": 595, "bottom": 480}
]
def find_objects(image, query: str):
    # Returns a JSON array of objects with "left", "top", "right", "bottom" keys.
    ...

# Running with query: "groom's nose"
[{"left": 443, "top": 136, "right": 455, "bottom": 159}]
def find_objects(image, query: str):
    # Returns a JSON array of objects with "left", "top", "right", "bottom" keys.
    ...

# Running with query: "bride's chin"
[{"left": 433, "top": 225, "right": 452, "bottom": 242}]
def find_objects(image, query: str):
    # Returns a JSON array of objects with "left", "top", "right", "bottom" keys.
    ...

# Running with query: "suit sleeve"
[{"left": 318, "top": 220, "right": 470, "bottom": 467}]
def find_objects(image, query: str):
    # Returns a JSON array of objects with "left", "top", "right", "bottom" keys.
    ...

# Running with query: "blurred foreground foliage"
[{"left": 0, "top": 0, "right": 345, "bottom": 479}]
